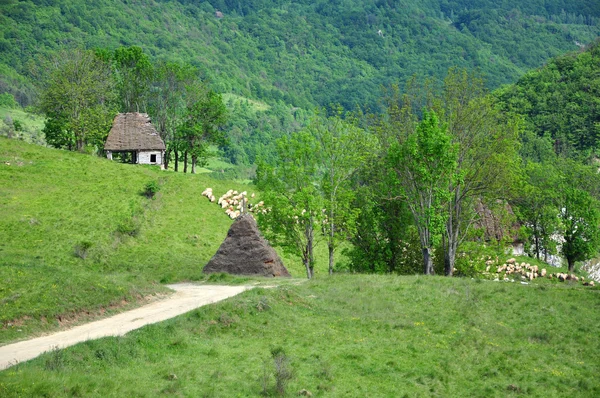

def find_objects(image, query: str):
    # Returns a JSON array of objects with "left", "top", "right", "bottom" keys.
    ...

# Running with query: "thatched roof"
[
  {"left": 104, "top": 113, "right": 165, "bottom": 151},
  {"left": 203, "top": 214, "right": 291, "bottom": 277}
]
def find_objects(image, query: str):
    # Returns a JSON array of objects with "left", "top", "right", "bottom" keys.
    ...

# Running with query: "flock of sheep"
[
  {"left": 484, "top": 257, "right": 595, "bottom": 286},
  {"left": 201, "top": 187, "right": 266, "bottom": 219}
]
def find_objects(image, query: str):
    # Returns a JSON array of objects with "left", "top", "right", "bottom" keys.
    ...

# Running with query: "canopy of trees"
[{"left": 0, "top": 0, "right": 598, "bottom": 112}]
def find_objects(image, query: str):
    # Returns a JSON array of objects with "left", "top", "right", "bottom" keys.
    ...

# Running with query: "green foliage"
[
  {"left": 256, "top": 130, "right": 324, "bottom": 279},
  {"left": 312, "top": 110, "right": 378, "bottom": 273},
  {"left": 38, "top": 49, "right": 116, "bottom": 152},
  {"left": 0, "top": 0, "right": 598, "bottom": 112},
  {"left": 514, "top": 162, "right": 561, "bottom": 261},
  {"left": 178, "top": 89, "right": 228, "bottom": 172},
  {"left": 142, "top": 180, "right": 160, "bottom": 199},
  {"left": 558, "top": 160, "right": 600, "bottom": 271},
  {"left": 111, "top": 46, "right": 153, "bottom": 113},
  {"left": 0, "top": 93, "right": 18, "bottom": 108},
  {"left": 496, "top": 41, "right": 600, "bottom": 159},
  {"left": 387, "top": 109, "right": 458, "bottom": 274}
]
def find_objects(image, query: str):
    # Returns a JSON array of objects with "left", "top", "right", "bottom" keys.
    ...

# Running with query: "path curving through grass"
[{"left": 0, "top": 284, "right": 249, "bottom": 370}]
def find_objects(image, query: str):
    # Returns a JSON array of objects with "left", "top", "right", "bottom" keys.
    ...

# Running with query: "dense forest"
[{"left": 1, "top": 0, "right": 599, "bottom": 110}]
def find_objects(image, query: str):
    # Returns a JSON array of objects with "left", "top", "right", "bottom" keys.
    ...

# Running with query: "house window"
[{"left": 150, "top": 154, "right": 157, "bottom": 163}]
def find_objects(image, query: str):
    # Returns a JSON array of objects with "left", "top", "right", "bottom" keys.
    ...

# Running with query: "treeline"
[
  {"left": 496, "top": 40, "right": 600, "bottom": 159},
  {"left": 0, "top": 0, "right": 598, "bottom": 112},
  {"left": 35, "top": 45, "right": 305, "bottom": 170},
  {"left": 256, "top": 48, "right": 600, "bottom": 278},
  {"left": 38, "top": 46, "right": 229, "bottom": 172}
]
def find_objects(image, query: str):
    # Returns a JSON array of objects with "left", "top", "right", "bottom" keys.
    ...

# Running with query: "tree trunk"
[
  {"left": 423, "top": 247, "right": 434, "bottom": 275},
  {"left": 164, "top": 147, "right": 171, "bottom": 170},
  {"left": 328, "top": 219, "right": 335, "bottom": 275},
  {"left": 174, "top": 149, "right": 179, "bottom": 172},
  {"left": 328, "top": 242, "right": 334, "bottom": 275},
  {"left": 76, "top": 138, "right": 84, "bottom": 152},
  {"left": 535, "top": 234, "right": 540, "bottom": 260},
  {"left": 183, "top": 151, "right": 188, "bottom": 173},
  {"left": 191, "top": 155, "right": 197, "bottom": 174},
  {"left": 567, "top": 257, "right": 575, "bottom": 273},
  {"left": 304, "top": 221, "right": 315, "bottom": 279},
  {"left": 444, "top": 243, "right": 456, "bottom": 276}
]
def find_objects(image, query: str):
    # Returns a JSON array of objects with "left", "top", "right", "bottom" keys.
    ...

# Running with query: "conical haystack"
[{"left": 203, "top": 214, "right": 290, "bottom": 277}]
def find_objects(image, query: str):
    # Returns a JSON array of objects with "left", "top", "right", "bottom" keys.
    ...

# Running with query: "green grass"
[
  {"left": 0, "top": 107, "right": 45, "bottom": 145},
  {"left": 222, "top": 93, "right": 271, "bottom": 113},
  {"left": 0, "top": 274, "right": 598, "bottom": 397},
  {"left": 0, "top": 138, "right": 310, "bottom": 343}
]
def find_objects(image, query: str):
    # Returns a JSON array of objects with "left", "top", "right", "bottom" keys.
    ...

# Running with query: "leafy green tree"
[
  {"left": 178, "top": 88, "right": 227, "bottom": 173},
  {"left": 558, "top": 159, "right": 600, "bottom": 272},
  {"left": 436, "top": 68, "right": 521, "bottom": 275},
  {"left": 39, "top": 49, "right": 116, "bottom": 152},
  {"left": 112, "top": 46, "right": 153, "bottom": 113},
  {"left": 387, "top": 110, "right": 458, "bottom": 275},
  {"left": 312, "top": 110, "right": 378, "bottom": 274},
  {"left": 515, "top": 162, "right": 561, "bottom": 261},
  {"left": 256, "top": 131, "right": 323, "bottom": 279},
  {"left": 147, "top": 61, "right": 197, "bottom": 169}
]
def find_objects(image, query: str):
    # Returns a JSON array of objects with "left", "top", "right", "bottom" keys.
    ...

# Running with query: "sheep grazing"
[
  {"left": 541, "top": 268, "right": 547, "bottom": 277},
  {"left": 507, "top": 258, "right": 516, "bottom": 265}
]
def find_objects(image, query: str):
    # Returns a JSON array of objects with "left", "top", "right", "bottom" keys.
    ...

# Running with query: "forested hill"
[{"left": 1, "top": 0, "right": 599, "bottom": 110}]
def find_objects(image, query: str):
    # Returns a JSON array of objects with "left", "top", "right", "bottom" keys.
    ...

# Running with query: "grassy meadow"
[
  {"left": 0, "top": 274, "right": 599, "bottom": 397},
  {"left": 1, "top": 138, "right": 599, "bottom": 397},
  {"left": 0, "top": 138, "right": 308, "bottom": 343}
]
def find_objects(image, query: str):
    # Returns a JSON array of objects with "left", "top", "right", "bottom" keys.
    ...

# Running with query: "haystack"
[{"left": 203, "top": 214, "right": 290, "bottom": 277}]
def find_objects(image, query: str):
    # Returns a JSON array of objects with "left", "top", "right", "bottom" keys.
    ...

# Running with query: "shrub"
[
  {"left": 73, "top": 240, "right": 93, "bottom": 259},
  {"left": 271, "top": 347, "right": 293, "bottom": 396},
  {"left": 142, "top": 180, "right": 160, "bottom": 199}
]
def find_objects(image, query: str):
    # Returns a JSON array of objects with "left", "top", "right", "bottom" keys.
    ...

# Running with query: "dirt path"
[{"left": 0, "top": 284, "right": 250, "bottom": 371}]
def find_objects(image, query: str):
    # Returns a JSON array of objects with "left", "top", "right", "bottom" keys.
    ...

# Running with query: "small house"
[{"left": 104, "top": 113, "right": 165, "bottom": 167}]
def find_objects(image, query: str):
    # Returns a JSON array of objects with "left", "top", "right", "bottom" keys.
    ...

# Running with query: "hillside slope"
[
  {"left": 0, "top": 138, "right": 302, "bottom": 343},
  {"left": 1, "top": 275, "right": 599, "bottom": 396},
  {"left": 0, "top": 0, "right": 598, "bottom": 110}
]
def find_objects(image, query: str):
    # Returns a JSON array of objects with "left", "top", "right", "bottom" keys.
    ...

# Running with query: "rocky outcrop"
[{"left": 203, "top": 214, "right": 290, "bottom": 277}]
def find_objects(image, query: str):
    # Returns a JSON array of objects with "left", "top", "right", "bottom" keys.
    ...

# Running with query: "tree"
[
  {"left": 558, "top": 160, "right": 600, "bottom": 272},
  {"left": 39, "top": 49, "right": 116, "bottom": 152},
  {"left": 387, "top": 110, "right": 458, "bottom": 275},
  {"left": 113, "top": 46, "right": 153, "bottom": 113},
  {"left": 515, "top": 162, "right": 561, "bottom": 262},
  {"left": 147, "top": 61, "right": 197, "bottom": 169},
  {"left": 313, "top": 110, "right": 377, "bottom": 274},
  {"left": 178, "top": 88, "right": 227, "bottom": 173},
  {"left": 436, "top": 68, "right": 521, "bottom": 276},
  {"left": 256, "top": 131, "right": 323, "bottom": 279}
]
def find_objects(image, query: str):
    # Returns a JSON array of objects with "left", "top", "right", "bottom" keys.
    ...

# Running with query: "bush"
[
  {"left": 73, "top": 240, "right": 93, "bottom": 259},
  {"left": 0, "top": 93, "right": 18, "bottom": 108},
  {"left": 142, "top": 180, "right": 160, "bottom": 199}
]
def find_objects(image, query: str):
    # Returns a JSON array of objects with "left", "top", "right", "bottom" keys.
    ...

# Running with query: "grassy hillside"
[
  {"left": 0, "top": 138, "right": 308, "bottom": 343},
  {"left": 0, "top": 274, "right": 598, "bottom": 396}
]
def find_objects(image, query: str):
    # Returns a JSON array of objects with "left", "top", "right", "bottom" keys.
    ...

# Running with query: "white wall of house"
[{"left": 137, "top": 150, "right": 162, "bottom": 165}]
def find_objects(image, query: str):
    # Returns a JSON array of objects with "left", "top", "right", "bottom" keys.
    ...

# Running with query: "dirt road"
[{"left": 0, "top": 284, "right": 250, "bottom": 371}]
